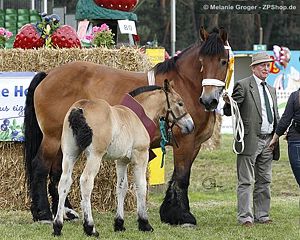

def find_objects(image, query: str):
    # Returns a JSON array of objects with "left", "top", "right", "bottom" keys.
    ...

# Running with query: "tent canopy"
[{"left": 76, "top": 0, "right": 137, "bottom": 21}]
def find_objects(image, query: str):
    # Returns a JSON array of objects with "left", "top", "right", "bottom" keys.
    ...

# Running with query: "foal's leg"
[
  {"left": 80, "top": 151, "right": 103, "bottom": 237},
  {"left": 53, "top": 148, "right": 79, "bottom": 236},
  {"left": 114, "top": 160, "right": 128, "bottom": 231},
  {"left": 132, "top": 150, "right": 153, "bottom": 232},
  {"left": 49, "top": 150, "right": 79, "bottom": 221}
]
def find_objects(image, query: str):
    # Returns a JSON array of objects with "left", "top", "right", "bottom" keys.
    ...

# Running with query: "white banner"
[{"left": 0, "top": 72, "right": 35, "bottom": 141}]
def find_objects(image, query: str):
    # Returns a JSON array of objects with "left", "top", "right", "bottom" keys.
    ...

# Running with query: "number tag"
[{"left": 118, "top": 20, "right": 137, "bottom": 35}]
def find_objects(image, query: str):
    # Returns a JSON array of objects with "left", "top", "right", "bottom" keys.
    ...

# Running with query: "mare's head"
[
  {"left": 198, "top": 27, "right": 229, "bottom": 111},
  {"left": 153, "top": 27, "right": 230, "bottom": 112},
  {"left": 161, "top": 80, "right": 194, "bottom": 134}
]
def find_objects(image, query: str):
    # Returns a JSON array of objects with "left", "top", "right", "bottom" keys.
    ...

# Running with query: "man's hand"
[
  {"left": 269, "top": 133, "right": 279, "bottom": 150},
  {"left": 223, "top": 93, "right": 230, "bottom": 104}
]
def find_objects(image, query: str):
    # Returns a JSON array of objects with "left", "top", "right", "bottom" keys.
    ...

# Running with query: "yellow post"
[
  {"left": 145, "top": 48, "right": 166, "bottom": 185},
  {"left": 148, "top": 148, "right": 165, "bottom": 185}
]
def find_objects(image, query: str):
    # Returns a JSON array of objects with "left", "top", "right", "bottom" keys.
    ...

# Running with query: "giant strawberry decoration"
[
  {"left": 94, "top": 0, "right": 138, "bottom": 12},
  {"left": 13, "top": 13, "right": 81, "bottom": 49},
  {"left": 51, "top": 25, "right": 81, "bottom": 48},
  {"left": 13, "top": 24, "right": 44, "bottom": 49}
]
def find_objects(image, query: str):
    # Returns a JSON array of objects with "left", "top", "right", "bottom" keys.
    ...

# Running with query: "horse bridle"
[
  {"left": 201, "top": 44, "right": 233, "bottom": 89},
  {"left": 160, "top": 88, "right": 188, "bottom": 147}
]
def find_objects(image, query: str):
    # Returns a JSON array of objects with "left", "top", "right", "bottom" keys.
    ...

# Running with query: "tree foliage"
[{"left": 134, "top": 1, "right": 300, "bottom": 52}]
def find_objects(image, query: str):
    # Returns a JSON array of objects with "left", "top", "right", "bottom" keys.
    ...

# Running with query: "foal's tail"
[
  {"left": 24, "top": 72, "right": 47, "bottom": 191},
  {"left": 68, "top": 108, "right": 93, "bottom": 151}
]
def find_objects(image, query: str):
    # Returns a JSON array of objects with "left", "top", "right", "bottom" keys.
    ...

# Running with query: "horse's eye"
[
  {"left": 221, "top": 60, "right": 227, "bottom": 66},
  {"left": 178, "top": 101, "right": 184, "bottom": 107}
]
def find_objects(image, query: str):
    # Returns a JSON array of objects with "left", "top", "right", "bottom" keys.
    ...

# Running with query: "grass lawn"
[{"left": 0, "top": 134, "right": 299, "bottom": 239}]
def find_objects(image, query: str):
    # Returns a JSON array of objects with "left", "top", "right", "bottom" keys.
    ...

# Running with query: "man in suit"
[{"left": 223, "top": 52, "right": 280, "bottom": 227}]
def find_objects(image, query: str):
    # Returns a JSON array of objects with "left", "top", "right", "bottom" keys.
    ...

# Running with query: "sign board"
[
  {"left": 117, "top": 20, "right": 137, "bottom": 35},
  {"left": 145, "top": 48, "right": 165, "bottom": 66},
  {"left": 253, "top": 44, "right": 267, "bottom": 51},
  {"left": 0, "top": 72, "right": 35, "bottom": 141}
]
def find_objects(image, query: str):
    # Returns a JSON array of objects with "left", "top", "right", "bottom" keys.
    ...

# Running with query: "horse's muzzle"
[
  {"left": 199, "top": 97, "right": 219, "bottom": 112},
  {"left": 199, "top": 86, "right": 223, "bottom": 111},
  {"left": 181, "top": 118, "right": 195, "bottom": 134}
]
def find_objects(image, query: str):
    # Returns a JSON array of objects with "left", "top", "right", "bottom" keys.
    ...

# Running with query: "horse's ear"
[
  {"left": 199, "top": 26, "right": 209, "bottom": 41},
  {"left": 163, "top": 79, "right": 170, "bottom": 92},
  {"left": 219, "top": 27, "right": 228, "bottom": 43},
  {"left": 169, "top": 79, "right": 175, "bottom": 89}
]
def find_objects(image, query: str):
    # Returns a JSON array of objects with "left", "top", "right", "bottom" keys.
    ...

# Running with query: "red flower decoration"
[{"left": 133, "top": 34, "right": 140, "bottom": 43}]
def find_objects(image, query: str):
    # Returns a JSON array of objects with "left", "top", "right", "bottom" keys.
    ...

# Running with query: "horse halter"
[
  {"left": 165, "top": 89, "right": 187, "bottom": 127},
  {"left": 201, "top": 43, "right": 234, "bottom": 90},
  {"left": 160, "top": 88, "right": 187, "bottom": 148}
]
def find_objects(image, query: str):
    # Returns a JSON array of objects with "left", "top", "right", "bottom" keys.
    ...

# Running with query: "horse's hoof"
[
  {"left": 84, "top": 229, "right": 99, "bottom": 237},
  {"left": 52, "top": 221, "right": 63, "bottom": 236},
  {"left": 181, "top": 223, "right": 197, "bottom": 228},
  {"left": 160, "top": 199, "right": 197, "bottom": 225},
  {"left": 114, "top": 217, "right": 126, "bottom": 232},
  {"left": 32, "top": 209, "right": 53, "bottom": 222},
  {"left": 92, "top": 231, "right": 99, "bottom": 237},
  {"left": 38, "top": 220, "right": 53, "bottom": 224},
  {"left": 138, "top": 218, "right": 154, "bottom": 232},
  {"left": 180, "top": 212, "right": 197, "bottom": 226},
  {"left": 52, "top": 231, "right": 62, "bottom": 237},
  {"left": 83, "top": 222, "right": 98, "bottom": 237},
  {"left": 139, "top": 224, "right": 154, "bottom": 232},
  {"left": 64, "top": 207, "right": 79, "bottom": 221},
  {"left": 114, "top": 226, "right": 126, "bottom": 232}
]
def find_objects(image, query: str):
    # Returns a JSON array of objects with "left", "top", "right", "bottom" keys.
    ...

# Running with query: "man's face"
[{"left": 252, "top": 62, "right": 271, "bottom": 80}]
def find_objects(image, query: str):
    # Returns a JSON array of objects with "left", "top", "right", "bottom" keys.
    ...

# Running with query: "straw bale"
[
  {"left": 0, "top": 142, "right": 28, "bottom": 210},
  {"left": 0, "top": 47, "right": 151, "bottom": 72},
  {"left": 0, "top": 47, "right": 221, "bottom": 211}
]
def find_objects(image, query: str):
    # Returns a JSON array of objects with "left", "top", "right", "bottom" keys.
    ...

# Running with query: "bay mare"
[
  {"left": 24, "top": 27, "right": 229, "bottom": 225},
  {"left": 53, "top": 82, "right": 194, "bottom": 236}
]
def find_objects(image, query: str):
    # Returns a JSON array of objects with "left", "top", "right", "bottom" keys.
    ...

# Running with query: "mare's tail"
[{"left": 24, "top": 72, "right": 47, "bottom": 192}]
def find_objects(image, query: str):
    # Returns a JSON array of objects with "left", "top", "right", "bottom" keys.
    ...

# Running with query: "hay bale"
[
  {"left": 0, "top": 142, "right": 28, "bottom": 210},
  {"left": 0, "top": 47, "right": 151, "bottom": 72}
]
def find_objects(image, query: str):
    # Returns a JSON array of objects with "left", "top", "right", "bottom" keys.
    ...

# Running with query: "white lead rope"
[{"left": 223, "top": 92, "right": 244, "bottom": 154}]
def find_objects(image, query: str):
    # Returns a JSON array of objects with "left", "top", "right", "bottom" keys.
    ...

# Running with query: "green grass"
[{"left": 0, "top": 134, "right": 299, "bottom": 239}]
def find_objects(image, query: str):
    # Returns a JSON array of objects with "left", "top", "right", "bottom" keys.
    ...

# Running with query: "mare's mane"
[
  {"left": 128, "top": 85, "right": 162, "bottom": 98},
  {"left": 153, "top": 27, "right": 226, "bottom": 76}
]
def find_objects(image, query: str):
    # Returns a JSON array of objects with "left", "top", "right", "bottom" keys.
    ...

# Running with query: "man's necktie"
[{"left": 261, "top": 82, "right": 273, "bottom": 124}]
